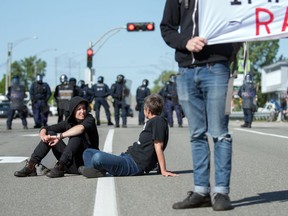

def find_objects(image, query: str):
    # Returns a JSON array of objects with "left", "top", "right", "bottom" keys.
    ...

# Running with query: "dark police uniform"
[
  {"left": 29, "top": 77, "right": 51, "bottom": 128},
  {"left": 92, "top": 82, "right": 113, "bottom": 125},
  {"left": 6, "top": 80, "right": 28, "bottom": 129}
]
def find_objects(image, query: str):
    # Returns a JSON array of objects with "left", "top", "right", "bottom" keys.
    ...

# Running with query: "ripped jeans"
[{"left": 176, "top": 62, "right": 232, "bottom": 195}]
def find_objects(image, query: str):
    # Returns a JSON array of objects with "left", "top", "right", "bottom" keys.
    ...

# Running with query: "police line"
[{"left": 198, "top": 0, "right": 288, "bottom": 45}]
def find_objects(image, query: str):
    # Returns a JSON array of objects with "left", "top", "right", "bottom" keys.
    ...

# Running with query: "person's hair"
[{"left": 144, "top": 94, "right": 164, "bottom": 115}]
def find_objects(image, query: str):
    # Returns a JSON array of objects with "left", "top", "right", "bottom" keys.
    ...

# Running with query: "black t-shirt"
[{"left": 125, "top": 116, "right": 169, "bottom": 173}]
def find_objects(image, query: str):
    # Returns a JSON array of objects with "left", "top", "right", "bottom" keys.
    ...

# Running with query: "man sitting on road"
[{"left": 78, "top": 94, "right": 178, "bottom": 178}]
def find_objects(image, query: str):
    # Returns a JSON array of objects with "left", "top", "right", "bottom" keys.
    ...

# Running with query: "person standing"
[
  {"left": 6, "top": 75, "right": 28, "bottom": 130},
  {"left": 238, "top": 73, "right": 257, "bottom": 128},
  {"left": 160, "top": 0, "right": 236, "bottom": 211},
  {"left": 14, "top": 96, "right": 99, "bottom": 178},
  {"left": 136, "top": 79, "right": 151, "bottom": 125},
  {"left": 79, "top": 80, "right": 94, "bottom": 104},
  {"left": 92, "top": 76, "right": 113, "bottom": 126},
  {"left": 110, "top": 74, "right": 129, "bottom": 128},
  {"left": 29, "top": 74, "right": 52, "bottom": 128},
  {"left": 54, "top": 74, "right": 75, "bottom": 123},
  {"left": 162, "top": 74, "right": 183, "bottom": 127}
]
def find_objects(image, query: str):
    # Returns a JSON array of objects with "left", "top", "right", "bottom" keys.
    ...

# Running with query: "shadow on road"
[{"left": 232, "top": 190, "right": 288, "bottom": 207}]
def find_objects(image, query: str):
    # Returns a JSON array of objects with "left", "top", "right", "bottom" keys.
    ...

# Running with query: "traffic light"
[
  {"left": 87, "top": 48, "right": 93, "bottom": 69},
  {"left": 126, "top": 22, "right": 155, "bottom": 32}
]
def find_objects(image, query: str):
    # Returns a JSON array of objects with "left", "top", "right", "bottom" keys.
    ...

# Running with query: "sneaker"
[
  {"left": 212, "top": 193, "right": 233, "bottom": 211},
  {"left": 78, "top": 166, "right": 105, "bottom": 178},
  {"left": 14, "top": 165, "right": 37, "bottom": 177},
  {"left": 172, "top": 191, "right": 212, "bottom": 209}
]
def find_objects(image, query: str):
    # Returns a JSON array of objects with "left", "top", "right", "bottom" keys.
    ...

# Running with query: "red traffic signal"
[
  {"left": 87, "top": 48, "right": 93, "bottom": 56},
  {"left": 126, "top": 22, "right": 155, "bottom": 32},
  {"left": 87, "top": 48, "right": 93, "bottom": 69}
]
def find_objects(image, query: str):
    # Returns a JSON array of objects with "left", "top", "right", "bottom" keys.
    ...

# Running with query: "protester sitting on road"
[
  {"left": 14, "top": 96, "right": 99, "bottom": 178},
  {"left": 78, "top": 94, "right": 178, "bottom": 178}
]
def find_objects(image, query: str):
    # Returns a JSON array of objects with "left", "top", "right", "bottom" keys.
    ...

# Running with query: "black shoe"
[
  {"left": 78, "top": 166, "right": 105, "bottom": 178},
  {"left": 23, "top": 125, "right": 28, "bottom": 129},
  {"left": 6, "top": 126, "right": 12, "bottom": 130},
  {"left": 33, "top": 124, "right": 41, "bottom": 129},
  {"left": 122, "top": 125, "right": 127, "bottom": 128},
  {"left": 108, "top": 121, "right": 114, "bottom": 126},
  {"left": 96, "top": 120, "right": 101, "bottom": 126},
  {"left": 172, "top": 191, "right": 212, "bottom": 209},
  {"left": 14, "top": 166, "right": 37, "bottom": 177},
  {"left": 212, "top": 193, "right": 233, "bottom": 211},
  {"left": 240, "top": 123, "right": 248, "bottom": 128},
  {"left": 115, "top": 124, "right": 120, "bottom": 128}
]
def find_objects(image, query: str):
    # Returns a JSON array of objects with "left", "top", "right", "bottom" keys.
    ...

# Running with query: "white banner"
[{"left": 198, "top": 0, "right": 288, "bottom": 45}]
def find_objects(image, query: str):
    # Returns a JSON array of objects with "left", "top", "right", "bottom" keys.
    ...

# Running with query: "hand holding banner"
[{"left": 198, "top": 0, "right": 288, "bottom": 45}]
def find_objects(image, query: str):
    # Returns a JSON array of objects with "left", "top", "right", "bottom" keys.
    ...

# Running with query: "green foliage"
[{"left": 2, "top": 56, "right": 47, "bottom": 92}]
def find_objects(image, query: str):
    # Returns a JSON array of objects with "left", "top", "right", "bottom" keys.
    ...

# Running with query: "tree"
[{"left": 10, "top": 56, "right": 46, "bottom": 90}]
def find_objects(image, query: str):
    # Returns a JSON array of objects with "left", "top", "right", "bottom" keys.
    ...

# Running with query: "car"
[{"left": 0, "top": 102, "right": 10, "bottom": 118}]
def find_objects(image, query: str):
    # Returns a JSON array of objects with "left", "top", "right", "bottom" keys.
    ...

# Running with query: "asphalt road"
[{"left": 0, "top": 115, "right": 287, "bottom": 216}]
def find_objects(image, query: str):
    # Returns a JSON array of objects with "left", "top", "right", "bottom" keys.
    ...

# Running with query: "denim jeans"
[
  {"left": 83, "top": 149, "right": 143, "bottom": 176},
  {"left": 176, "top": 62, "right": 232, "bottom": 195}
]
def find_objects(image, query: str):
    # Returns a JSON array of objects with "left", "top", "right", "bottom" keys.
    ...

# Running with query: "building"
[{"left": 261, "top": 61, "right": 288, "bottom": 100}]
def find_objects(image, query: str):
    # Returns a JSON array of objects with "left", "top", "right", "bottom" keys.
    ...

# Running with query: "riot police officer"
[
  {"left": 92, "top": 76, "right": 113, "bottom": 126},
  {"left": 29, "top": 74, "right": 52, "bottom": 128},
  {"left": 163, "top": 74, "right": 183, "bottom": 127},
  {"left": 110, "top": 74, "right": 129, "bottom": 128},
  {"left": 79, "top": 80, "right": 94, "bottom": 103},
  {"left": 69, "top": 77, "right": 83, "bottom": 97},
  {"left": 136, "top": 79, "right": 151, "bottom": 125},
  {"left": 6, "top": 75, "right": 28, "bottom": 130},
  {"left": 238, "top": 73, "right": 257, "bottom": 128},
  {"left": 54, "top": 74, "right": 75, "bottom": 123}
]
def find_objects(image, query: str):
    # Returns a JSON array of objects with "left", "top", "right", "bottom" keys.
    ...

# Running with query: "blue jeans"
[
  {"left": 176, "top": 62, "right": 232, "bottom": 195},
  {"left": 83, "top": 149, "right": 143, "bottom": 176}
]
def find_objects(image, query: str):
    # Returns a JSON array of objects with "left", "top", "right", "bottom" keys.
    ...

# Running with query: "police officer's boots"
[
  {"left": 14, "top": 160, "right": 37, "bottom": 177},
  {"left": 240, "top": 122, "right": 249, "bottom": 128}
]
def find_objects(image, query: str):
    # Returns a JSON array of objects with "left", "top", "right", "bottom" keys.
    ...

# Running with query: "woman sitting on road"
[{"left": 14, "top": 96, "right": 99, "bottom": 178}]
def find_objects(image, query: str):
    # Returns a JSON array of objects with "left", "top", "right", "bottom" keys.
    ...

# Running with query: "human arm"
[
  {"left": 154, "top": 141, "right": 178, "bottom": 177},
  {"left": 47, "top": 124, "right": 85, "bottom": 146}
]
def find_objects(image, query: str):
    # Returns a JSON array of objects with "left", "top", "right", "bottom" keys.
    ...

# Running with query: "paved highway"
[{"left": 0, "top": 115, "right": 287, "bottom": 216}]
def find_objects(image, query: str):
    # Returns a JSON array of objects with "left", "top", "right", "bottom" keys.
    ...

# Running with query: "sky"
[{"left": 1, "top": 0, "right": 288, "bottom": 93}]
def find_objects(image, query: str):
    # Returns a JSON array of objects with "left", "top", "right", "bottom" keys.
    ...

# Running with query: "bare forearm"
[{"left": 62, "top": 125, "right": 85, "bottom": 139}]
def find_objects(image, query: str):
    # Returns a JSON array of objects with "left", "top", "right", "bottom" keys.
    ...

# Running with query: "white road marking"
[
  {"left": 93, "top": 129, "right": 118, "bottom": 216},
  {"left": 22, "top": 134, "right": 39, "bottom": 137},
  {"left": 0, "top": 156, "right": 28, "bottom": 163},
  {"left": 235, "top": 128, "right": 288, "bottom": 139}
]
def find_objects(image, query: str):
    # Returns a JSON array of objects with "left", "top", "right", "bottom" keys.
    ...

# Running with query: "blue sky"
[{"left": 1, "top": 0, "right": 287, "bottom": 93}]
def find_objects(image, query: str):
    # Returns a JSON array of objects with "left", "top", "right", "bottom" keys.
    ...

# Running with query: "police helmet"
[
  {"left": 169, "top": 74, "right": 176, "bottom": 83},
  {"left": 98, "top": 76, "right": 104, "bottom": 83},
  {"left": 36, "top": 74, "right": 43, "bottom": 84},
  {"left": 79, "top": 80, "right": 85, "bottom": 87},
  {"left": 60, "top": 74, "right": 68, "bottom": 84},
  {"left": 116, "top": 74, "right": 125, "bottom": 83},
  {"left": 244, "top": 74, "right": 253, "bottom": 84},
  {"left": 142, "top": 79, "right": 149, "bottom": 87},
  {"left": 11, "top": 75, "right": 20, "bottom": 85},
  {"left": 69, "top": 77, "right": 77, "bottom": 86}
]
